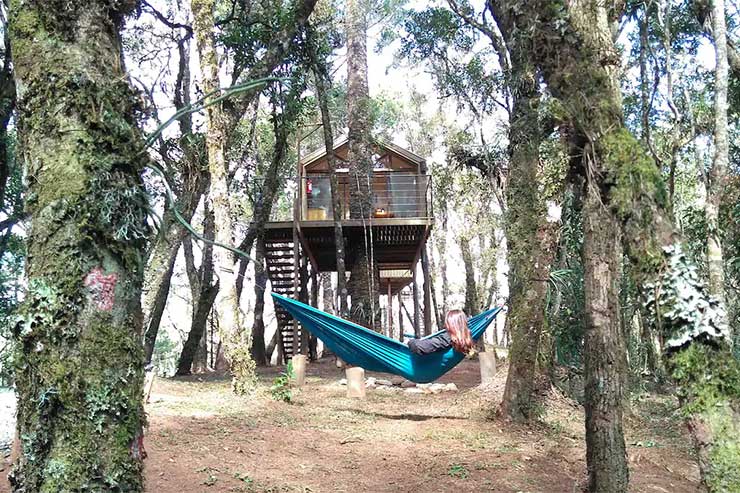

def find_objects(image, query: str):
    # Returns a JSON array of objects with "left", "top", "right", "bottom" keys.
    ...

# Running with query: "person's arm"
[{"left": 407, "top": 332, "right": 452, "bottom": 355}]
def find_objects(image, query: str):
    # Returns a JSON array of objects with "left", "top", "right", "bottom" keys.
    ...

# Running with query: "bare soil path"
[{"left": 2, "top": 358, "right": 700, "bottom": 492}]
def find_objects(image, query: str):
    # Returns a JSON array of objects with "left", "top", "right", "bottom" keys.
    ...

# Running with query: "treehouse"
[{"left": 264, "top": 137, "right": 434, "bottom": 359}]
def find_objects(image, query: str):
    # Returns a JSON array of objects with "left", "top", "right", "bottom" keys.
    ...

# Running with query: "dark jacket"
[{"left": 407, "top": 332, "right": 452, "bottom": 355}]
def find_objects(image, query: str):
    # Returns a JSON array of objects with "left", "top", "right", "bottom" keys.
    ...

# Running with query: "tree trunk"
[
  {"left": 421, "top": 246, "right": 434, "bottom": 335},
  {"left": 142, "top": 31, "right": 207, "bottom": 365},
  {"left": 192, "top": 0, "right": 255, "bottom": 394},
  {"left": 176, "top": 282, "right": 218, "bottom": 376},
  {"left": 176, "top": 197, "right": 217, "bottom": 375},
  {"left": 583, "top": 186, "right": 629, "bottom": 492},
  {"left": 438, "top": 214, "right": 449, "bottom": 320},
  {"left": 308, "top": 25, "right": 349, "bottom": 318},
  {"left": 460, "top": 236, "right": 480, "bottom": 317},
  {"left": 143, "top": 259, "right": 175, "bottom": 363},
  {"left": 705, "top": 0, "right": 729, "bottom": 307},
  {"left": 9, "top": 1, "right": 147, "bottom": 489},
  {"left": 250, "top": 236, "right": 268, "bottom": 366},
  {"left": 346, "top": 0, "right": 380, "bottom": 330},
  {"left": 427, "top": 245, "right": 442, "bottom": 329},
  {"left": 468, "top": 2, "right": 560, "bottom": 422},
  {"left": 504, "top": 1, "right": 738, "bottom": 487},
  {"left": 321, "top": 272, "right": 335, "bottom": 357}
]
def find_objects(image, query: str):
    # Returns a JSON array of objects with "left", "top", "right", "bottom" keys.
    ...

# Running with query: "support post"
[
  {"left": 346, "top": 367, "right": 366, "bottom": 398},
  {"left": 412, "top": 261, "right": 421, "bottom": 338},
  {"left": 292, "top": 227, "right": 301, "bottom": 357},
  {"left": 299, "top": 255, "right": 309, "bottom": 355},
  {"left": 398, "top": 290, "right": 404, "bottom": 341},
  {"left": 387, "top": 282, "right": 393, "bottom": 338}
]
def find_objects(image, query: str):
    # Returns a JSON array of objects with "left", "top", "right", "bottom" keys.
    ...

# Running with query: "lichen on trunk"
[{"left": 8, "top": 0, "right": 148, "bottom": 489}]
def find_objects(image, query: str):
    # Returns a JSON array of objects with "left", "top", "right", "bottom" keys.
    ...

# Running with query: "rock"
[
  {"left": 445, "top": 383, "right": 458, "bottom": 392},
  {"left": 400, "top": 380, "right": 416, "bottom": 388},
  {"left": 339, "top": 378, "right": 347, "bottom": 385},
  {"left": 429, "top": 383, "right": 445, "bottom": 394},
  {"left": 404, "top": 387, "right": 425, "bottom": 394},
  {"left": 365, "top": 377, "right": 377, "bottom": 386},
  {"left": 390, "top": 377, "right": 405, "bottom": 386},
  {"left": 375, "top": 379, "right": 393, "bottom": 386}
]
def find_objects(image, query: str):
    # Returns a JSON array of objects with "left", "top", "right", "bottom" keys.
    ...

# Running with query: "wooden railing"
[{"left": 299, "top": 173, "right": 432, "bottom": 221}]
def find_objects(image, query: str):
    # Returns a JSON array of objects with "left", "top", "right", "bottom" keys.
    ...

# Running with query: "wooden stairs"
[{"left": 264, "top": 235, "right": 303, "bottom": 361}]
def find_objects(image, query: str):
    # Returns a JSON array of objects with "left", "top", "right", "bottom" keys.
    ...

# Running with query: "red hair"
[{"left": 445, "top": 310, "right": 473, "bottom": 354}]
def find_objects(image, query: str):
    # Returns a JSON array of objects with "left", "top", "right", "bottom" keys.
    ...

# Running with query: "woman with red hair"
[{"left": 407, "top": 309, "right": 475, "bottom": 355}]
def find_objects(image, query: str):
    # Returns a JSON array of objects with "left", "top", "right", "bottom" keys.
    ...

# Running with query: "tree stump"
[
  {"left": 292, "top": 354, "right": 307, "bottom": 388},
  {"left": 346, "top": 367, "right": 366, "bottom": 398},
  {"left": 479, "top": 351, "right": 497, "bottom": 384}
]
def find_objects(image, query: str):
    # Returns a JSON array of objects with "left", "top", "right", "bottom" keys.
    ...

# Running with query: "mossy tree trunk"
[
  {"left": 452, "top": 0, "right": 561, "bottom": 421},
  {"left": 346, "top": 0, "right": 380, "bottom": 330},
  {"left": 9, "top": 0, "right": 148, "bottom": 490},
  {"left": 192, "top": 0, "right": 255, "bottom": 393},
  {"left": 506, "top": 0, "right": 739, "bottom": 489},
  {"left": 582, "top": 186, "right": 629, "bottom": 491}
]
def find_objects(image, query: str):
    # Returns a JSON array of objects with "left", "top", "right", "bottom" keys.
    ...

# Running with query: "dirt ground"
[{"left": 2, "top": 358, "right": 700, "bottom": 492}]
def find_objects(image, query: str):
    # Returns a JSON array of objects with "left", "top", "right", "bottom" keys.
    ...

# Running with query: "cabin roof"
[{"left": 300, "top": 136, "right": 426, "bottom": 170}]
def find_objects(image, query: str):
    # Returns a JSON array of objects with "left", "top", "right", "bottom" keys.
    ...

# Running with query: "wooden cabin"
[{"left": 264, "top": 137, "right": 434, "bottom": 359}]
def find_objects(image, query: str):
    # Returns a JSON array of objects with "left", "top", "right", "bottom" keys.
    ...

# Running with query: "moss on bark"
[{"left": 8, "top": 0, "right": 147, "bottom": 490}]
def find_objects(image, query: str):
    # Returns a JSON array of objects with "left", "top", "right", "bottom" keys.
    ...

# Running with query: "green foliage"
[
  {"left": 269, "top": 360, "right": 295, "bottom": 403},
  {"left": 668, "top": 343, "right": 740, "bottom": 491},
  {"left": 447, "top": 463, "right": 469, "bottom": 479},
  {"left": 547, "top": 189, "right": 585, "bottom": 368},
  {"left": 0, "top": 132, "right": 25, "bottom": 387},
  {"left": 152, "top": 330, "right": 179, "bottom": 377},
  {"left": 396, "top": 5, "right": 505, "bottom": 116}
]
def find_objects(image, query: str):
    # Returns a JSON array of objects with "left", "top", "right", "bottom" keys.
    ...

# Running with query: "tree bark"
[
  {"left": 453, "top": 0, "right": 560, "bottom": 422},
  {"left": 501, "top": 0, "right": 738, "bottom": 487},
  {"left": 308, "top": 24, "right": 349, "bottom": 317},
  {"left": 143, "top": 259, "right": 176, "bottom": 363},
  {"left": 705, "top": 0, "right": 728, "bottom": 306},
  {"left": 250, "top": 236, "right": 268, "bottom": 366},
  {"left": 142, "top": 31, "right": 207, "bottom": 364},
  {"left": 176, "top": 196, "right": 216, "bottom": 375},
  {"left": 346, "top": 0, "right": 380, "bottom": 330},
  {"left": 9, "top": 1, "right": 147, "bottom": 489},
  {"left": 583, "top": 185, "right": 629, "bottom": 492},
  {"left": 421, "top": 246, "right": 434, "bottom": 334},
  {"left": 320, "top": 272, "right": 335, "bottom": 357},
  {"left": 460, "top": 235, "right": 480, "bottom": 317},
  {"left": 192, "top": 0, "right": 255, "bottom": 393}
]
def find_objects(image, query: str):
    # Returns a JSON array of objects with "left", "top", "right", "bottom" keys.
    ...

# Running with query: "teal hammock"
[{"left": 271, "top": 293, "right": 503, "bottom": 383}]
